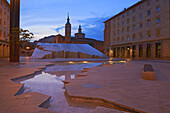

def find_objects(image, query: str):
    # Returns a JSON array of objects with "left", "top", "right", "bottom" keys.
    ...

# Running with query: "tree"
[{"left": 9, "top": 28, "right": 34, "bottom": 42}]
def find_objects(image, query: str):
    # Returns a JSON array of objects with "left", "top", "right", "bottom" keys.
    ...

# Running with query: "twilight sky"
[{"left": 7, "top": 0, "right": 140, "bottom": 41}]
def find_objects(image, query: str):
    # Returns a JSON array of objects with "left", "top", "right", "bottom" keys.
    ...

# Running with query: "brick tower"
[{"left": 65, "top": 13, "right": 71, "bottom": 42}]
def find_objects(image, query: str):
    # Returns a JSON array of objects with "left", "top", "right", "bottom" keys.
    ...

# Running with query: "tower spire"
[
  {"left": 78, "top": 24, "right": 82, "bottom": 33},
  {"left": 66, "top": 13, "right": 70, "bottom": 24}
]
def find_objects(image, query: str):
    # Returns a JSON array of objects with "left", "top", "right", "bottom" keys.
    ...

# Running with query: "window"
[
  {"left": 157, "top": 7, "right": 160, "bottom": 12},
  {"left": 147, "top": 30, "right": 151, "bottom": 37},
  {"left": 122, "top": 15, "right": 124, "bottom": 18},
  {"left": 122, "top": 28, "right": 124, "bottom": 33},
  {"left": 122, "top": 21, "right": 124, "bottom": 26},
  {"left": 133, "top": 25, "right": 136, "bottom": 30},
  {"left": 147, "top": 19, "right": 151, "bottom": 26},
  {"left": 156, "top": 29, "right": 160, "bottom": 36},
  {"left": 147, "top": 10, "right": 151, "bottom": 15},
  {"left": 117, "top": 37, "right": 120, "bottom": 41},
  {"left": 140, "top": 23, "right": 143, "bottom": 28},
  {"left": 132, "top": 34, "right": 136, "bottom": 40},
  {"left": 117, "top": 30, "right": 120, "bottom": 34},
  {"left": 4, "top": 13, "right": 6, "bottom": 19},
  {"left": 127, "top": 26, "right": 130, "bottom": 32},
  {"left": 127, "top": 35, "right": 130, "bottom": 41},
  {"left": 132, "top": 8, "right": 136, "bottom": 13},
  {"left": 127, "top": 18, "right": 129, "bottom": 24},
  {"left": 139, "top": 32, "right": 143, "bottom": 38},
  {"left": 157, "top": 17, "right": 160, "bottom": 23},
  {"left": 156, "top": 42, "right": 161, "bottom": 58},
  {"left": 139, "top": 44, "right": 143, "bottom": 57},
  {"left": 133, "top": 16, "right": 135, "bottom": 22},
  {"left": 139, "top": 13, "right": 143, "bottom": 19},
  {"left": 147, "top": 0, "right": 151, "bottom": 6},
  {"left": 122, "top": 36, "right": 124, "bottom": 41},
  {"left": 146, "top": 44, "right": 151, "bottom": 58},
  {"left": 4, "top": 21, "right": 6, "bottom": 27},
  {"left": 127, "top": 12, "right": 129, "bottom": 16}
]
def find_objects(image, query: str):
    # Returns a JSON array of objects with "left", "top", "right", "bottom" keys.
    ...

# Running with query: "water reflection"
[{"left": 21, "top": 62, "right": 104, "bottom": 113}]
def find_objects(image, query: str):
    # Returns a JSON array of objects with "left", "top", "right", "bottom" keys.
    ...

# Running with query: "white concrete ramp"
[{"left": 31, "top": 43, "right": 107, "bottom": 59}]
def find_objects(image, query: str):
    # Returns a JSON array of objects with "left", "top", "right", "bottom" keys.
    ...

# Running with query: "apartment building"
[
  {"left": 104, "top": 0, "right": 170, "bottom": 60},
  {"left": 0, "top": 0, "right": 10, "bottom": 58}
]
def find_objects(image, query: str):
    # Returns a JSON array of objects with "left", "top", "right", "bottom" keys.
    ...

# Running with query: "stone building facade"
[
  {"left": 0, "top": 0, "right": 10, "bottom": 58},
  {"left": 104, "top": 0, "right": 170, "bottom": 60}
]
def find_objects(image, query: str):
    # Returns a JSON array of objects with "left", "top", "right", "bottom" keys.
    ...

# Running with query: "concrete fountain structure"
[{"left": 31, "top": 43, "right": 107, "bottom": 59}]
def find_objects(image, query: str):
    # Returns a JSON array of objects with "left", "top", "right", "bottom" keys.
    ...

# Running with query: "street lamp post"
[{"left": 10, "top": 0, "right": 20, "bottom": 62}]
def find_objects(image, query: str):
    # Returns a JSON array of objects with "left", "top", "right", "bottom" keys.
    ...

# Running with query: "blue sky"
[{"left": 7, "top": 0, "right": 140, "bottom": 41}]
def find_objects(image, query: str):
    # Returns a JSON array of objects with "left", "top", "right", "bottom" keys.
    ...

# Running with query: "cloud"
[
  {"left": 55, "top": 26, "right": 65, "bottom": 33},
  {"left": 77, "top": 17, "right": 109, "bottom": 41}
]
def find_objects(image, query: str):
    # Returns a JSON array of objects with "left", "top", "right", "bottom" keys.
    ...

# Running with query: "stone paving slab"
[{"left": 65, "top": 61, "right": 170, "bottom": 113}]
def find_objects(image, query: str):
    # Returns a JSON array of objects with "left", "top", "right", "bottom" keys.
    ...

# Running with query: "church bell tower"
[{"left": 65, "top": 13, "right": 71, "bottom": 42}]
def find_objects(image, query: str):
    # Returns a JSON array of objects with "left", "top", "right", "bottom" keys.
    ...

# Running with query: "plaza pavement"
[
  {"left": 0, "top": 57, "right": 170, "bottom": 113},
  {"left": 65, "top": 60, "right": 170, "bottom": 113}
]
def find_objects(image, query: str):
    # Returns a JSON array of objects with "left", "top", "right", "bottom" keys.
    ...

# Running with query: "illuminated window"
[
  {"left": 122, "top": 28, "right": 124, "bottom": 33},
  {"left": 147, "top": 0, "right": 151, "bottom": 6},
  {"left": 127, "top": 18, "right": 129, "bottom": 24},
  {"left": 117, "top": 37, "right": 120, "bottom": 41},
  {"left": 133, "top": 16, "right": 135, "bottom": 22},
  {"left": 147, "top": 30, "right": 151, "bottom": 37},
  {"left": 156, "top": 29, "right": 160, "bottom": 36},
  {"left": 132, "top": 8, "right": 135, "bottom": 13},
  {"left": 127, "top": 26, "right": 129, "bottom": 32},
  {"left": 139, "top": 32, "right": 143, "bottom": 38}
]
